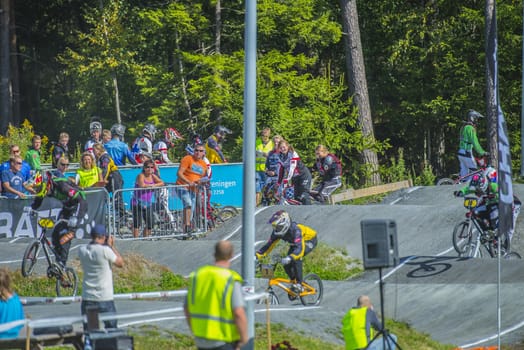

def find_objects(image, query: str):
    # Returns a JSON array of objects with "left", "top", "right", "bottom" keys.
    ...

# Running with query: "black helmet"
[
  {"left": 110, "top": 123, "right": 126, "bottom": 138},
  {"left": 214, "top": 125, "right": 232, "bottom": 138},
  {"left": 467, "top": 110, "right": 484, "bottom": 124}
]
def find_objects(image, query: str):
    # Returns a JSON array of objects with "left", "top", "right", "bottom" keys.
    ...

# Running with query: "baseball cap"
[{"left": 91, "top": 224, "right": 109, "bottom": 237}]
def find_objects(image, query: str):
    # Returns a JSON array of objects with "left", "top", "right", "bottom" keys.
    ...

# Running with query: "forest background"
[{"left": 0, "top": 0, "right": 519, "bottom": 188}]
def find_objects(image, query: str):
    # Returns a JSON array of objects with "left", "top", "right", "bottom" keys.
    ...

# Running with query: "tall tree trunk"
[
  {"left": 9, "top": 0, "right": 19, "bottom": 125},
  {"left": 215, "top": 0, "right": 221, "bottom": 54},
  {"left": 485, "top": 0, "right": 497, "bottom": 165},
  {"left": 339, "top": 0, "right": 381, "bottom": 185},
  {"left": 0, "top": 0, "right": 11, "bottom": 132}
]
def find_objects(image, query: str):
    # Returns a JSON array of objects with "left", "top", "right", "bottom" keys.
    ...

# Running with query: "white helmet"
[
  {"left": 110, "top": 123, "right": 126, "bottom": 138},
  {"left": 89, "top": 121, "right": 102, "bottom": 133},
  {"left": 484, "top": 166, "right": 497, "bottom": 183},
  {"left": 268, "top": 210, "right": 291, "bottom": 236}
]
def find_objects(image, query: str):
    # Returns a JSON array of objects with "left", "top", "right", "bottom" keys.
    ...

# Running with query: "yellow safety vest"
[
  {"left": 187, "top": 265, "right": 243, "bottom": 342},
  {"left": 76, "top": 167, "right": 101, "bottom": 188},
  {"left": 341, "top": 307, "right": 374, "bottom": 349},
  {"left": 255, "top": 139, "right": 274, "bottom": 171}
]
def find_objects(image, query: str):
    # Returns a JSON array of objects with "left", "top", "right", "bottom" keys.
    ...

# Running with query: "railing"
[{"left": 110, "top": 184, "right": 208, "bottom": 239}]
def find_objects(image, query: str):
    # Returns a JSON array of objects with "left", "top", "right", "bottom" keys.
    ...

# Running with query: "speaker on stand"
[{"left": 361, "top": 219, "right": 402, "bottom": 350}]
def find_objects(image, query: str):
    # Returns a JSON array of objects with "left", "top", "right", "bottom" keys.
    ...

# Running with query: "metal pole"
[
  {"left": 521, "top": 1, "right": 524, "bottom": 178},
  {"left": 241, "top": 0, "right": 257, "bottom": 348}
]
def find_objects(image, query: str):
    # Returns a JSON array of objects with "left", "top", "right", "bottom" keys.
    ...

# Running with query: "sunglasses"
[
  {"left": 194, "top": 149, "right": 205, "bottom": 153},
  {"left": 145, "top": 166, "right": 155, "bottom": 169},
  {"left": 59, "top": 163, "right": 69, "bottom": 166},
  {"left": 12, "top": 150, "right": 20, "bottom": 153}
]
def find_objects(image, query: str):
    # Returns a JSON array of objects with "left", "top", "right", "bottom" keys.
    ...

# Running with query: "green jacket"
[{"left": 459, "top": 124, "right": 486, "bottom": 155}]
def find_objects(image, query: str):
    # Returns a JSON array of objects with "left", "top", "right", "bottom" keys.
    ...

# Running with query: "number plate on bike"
[
  {"left": 463, "top": 196, "right": 478, "bottom": 209},
  {"left": 260, "top": 264, "right": 274, "bottom": 278}
]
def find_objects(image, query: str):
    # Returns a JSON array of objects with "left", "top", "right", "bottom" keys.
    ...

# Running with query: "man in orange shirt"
[{"left": 176, "top": 143, "right": 209, "bottom": 235}]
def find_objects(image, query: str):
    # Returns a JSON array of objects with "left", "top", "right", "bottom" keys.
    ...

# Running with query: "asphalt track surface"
[{"left": 2, "top": 184, "right": 524, "bottom": 348}]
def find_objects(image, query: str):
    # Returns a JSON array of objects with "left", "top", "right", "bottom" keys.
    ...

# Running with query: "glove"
[
  {"left": 255, "top": 253, "right": 263, "bottom": 260},
  {"left": 281, "top": 256, "right": 292, "bottom": 265}
]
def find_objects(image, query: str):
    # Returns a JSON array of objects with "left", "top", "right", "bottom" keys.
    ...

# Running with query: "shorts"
[{"left": 176, "top": 186, "right": 196, "bottom": 209}]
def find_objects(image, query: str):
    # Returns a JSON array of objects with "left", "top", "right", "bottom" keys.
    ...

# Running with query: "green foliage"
[
  {"left": 414, "top": 163, "right": 437, "bottom": 186},
  {"left": 379, "top": 148, "right": 409, "bottom": 183}
]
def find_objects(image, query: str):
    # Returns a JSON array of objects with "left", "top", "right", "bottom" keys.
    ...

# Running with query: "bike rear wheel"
[
  {"left": 504, "top": 252, "right": 522, "bottom": 259},
  {"left": 437, "top": 177, "right": 455, "bottom": 185},
  {"left": 300, "top": 273, "right": 323, "bottom": 306},
  {"left": 21, "top": 240, "right": 41, "bottom": 277},
  {"left": 452, "top": 221, "right": 474, "bottom": 255},
  {"left": 216, "top": 206, "right": 239, "bottom": 224},
  {"left": 56, "top": 266, "right": 78, "bottom": 298}
]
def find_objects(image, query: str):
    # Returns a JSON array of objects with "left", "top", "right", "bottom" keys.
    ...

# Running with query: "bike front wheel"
[
  {"left": 21, "top": 240, "right": 41, "bottom": 277},
  {"left": 452, "top": 221, "right": 474, "bottom": 255},
  {"left": 300, "top": 273, "right": 323, "bottom": 306},
  {"left": 504, "top": 252, "right": 522, "bottom": 259},
  {"left": 56, "top": 267, "right": 78, "bottom": 298}
]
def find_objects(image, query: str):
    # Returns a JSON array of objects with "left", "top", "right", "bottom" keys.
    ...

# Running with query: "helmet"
[
  {"left": 164, "top": 127, "right": 184, "bottom": 145},
  {"left": 89, "top": 121, "right": 102, "bottom": 133},
  {"left": 185, "top": 144, "right": 194, "bottom": 155},
  {"left": 191, "top": 133, "right": 203, "bottom": 145},
  {"left": 484, "top": 166, "right": 497, "bottom": 183},
  {"left": 268, "top": 210, "right": 290, "bottom": 236},
  {"left": 110, "top": 123, "right": 126, "bottom": 138},
  {"left": 467, "top": 110, "right": 484, "bottom": 124},
  {"left": 469, "top": 173, "right": 488, "bottom": 193},
  {"left": 143, "top": 123, "right": 157, "bottom": 140},
  {"left": 214, "top": 125, "right": 232, "bottom": 138}
]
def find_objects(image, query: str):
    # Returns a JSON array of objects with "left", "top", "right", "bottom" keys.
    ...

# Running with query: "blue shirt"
[
  {"left": 104, "top": 138, "right": 137, "bottom": 166},
  {"left": 1, "top": 169, "right": 26, "bottom": 198},
  {"left": 0, "top": 161, "right": 30, "bottom": 182},
  {"left": 0, "top": 293, "right": 24, "bottom": 339}
]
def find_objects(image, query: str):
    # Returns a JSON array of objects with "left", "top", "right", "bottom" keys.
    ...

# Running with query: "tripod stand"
[{"left": 366, "top": 267, "right": 402, "bottom": 350}]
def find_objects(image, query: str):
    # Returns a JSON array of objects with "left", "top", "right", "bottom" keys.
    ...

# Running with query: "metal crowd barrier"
[{"left": 110, "top": 184, "right": 208, "bottom": 239}]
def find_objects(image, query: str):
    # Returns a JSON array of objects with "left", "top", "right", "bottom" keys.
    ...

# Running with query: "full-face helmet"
[
  {"left": 466, "top": 110, "right": 484, "bottom": 125},
  {"left": 469, "top": 173, "right": 488, "bottom": 193},
  {"left": 143, "top": 123, "right": 157, "bottom": 140},
  {"left": 164, "top": 127, "right": 184, "bottom": 146},
  {"left": 484, "top": 166, "right": 497, "bottom": 183},
  {"left": 214, "top": 125, "right": 232, "bottom": 139},
  {"left": 89, "top": 121, "right": 102, "bottom": 134},
  {"left": 268, "top": 210, "right": 291, "bottom": 236},
  {"left": 110, "top": 123, "right": 126, "bottom": 139}
]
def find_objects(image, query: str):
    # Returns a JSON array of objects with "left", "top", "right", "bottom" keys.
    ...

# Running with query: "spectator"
[
  {"left": 311, "top": 144, "right": 342, "bottom": 203},
  {"left": 25, "top": 135, "right": 42, "bottom": 171},
  {"left": 153, "top": 127, "right": 184, "bottom": 164},
  {"left": 186, "top": 138, "right": 213, "bottom": 227},
  {"left": 184, "top": 240, "right": 248, "bottom": 350},
  {"left": 277, "top": 139, "right": 312, "bottom": 205},
  {"left": 105, "top": 123, "right": 137, "bottom": 166},
  {"left": 102, "top": 129, "right": 112, "bottom": 144},
  {"left": 78, "top": 224, "right": 124, "bottom": 330},
  {"left": 75, "top": 152, "right": 104, "bottom": 189},
  {"left": 341, "top": 295, "right": 397, "bottom": 350},
  {"left": 85, "top": 119, "right": 103, "bottom": 159},
  {"left": 93, "top": 143, "right": 125, "bottom": 223},
  {"left": 131, "top": 123, "right": 157, "bottom": 163},
  {"left": 1, "top": 144, "right": 31, "bottom": 182},
  {"left": 255, "top": 127, "right": 274, "bottom": 206},
  {"left": 0, "top": 268, "right": 25, "bottom": 339},
  {"left": 205, "top": 125, "right": 231, "bottom": 164},
  {"left": 1, "top": 156, "right": 35, "bottom": 199},
  {"left": 176, "top": 143, "right": 208, "bottom": 235},
  {"left": 31, "top": 159, "right": 88, "bottom": 267},
  {"left": 52, "top": 132, "right": 70, "bottom": 168},
  {"left": 131, "top": 159, "right": 164, "bottom": 238}
]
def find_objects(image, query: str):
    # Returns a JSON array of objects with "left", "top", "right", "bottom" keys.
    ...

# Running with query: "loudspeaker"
[
  {"left": 89, "top": 330, "right": 134, "bottom": 350},
  {"left": 361, "top": 219, "right": 399, "bottom": 269}
]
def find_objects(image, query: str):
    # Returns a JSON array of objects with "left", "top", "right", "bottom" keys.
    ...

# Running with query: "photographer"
[{"left": 78, "top": 224, "right": 124, "bottom": 330}]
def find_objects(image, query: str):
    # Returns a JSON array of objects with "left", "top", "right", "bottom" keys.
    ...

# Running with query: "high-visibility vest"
[
  {"left": 255, "top": 139, "right": 274, "bottom": 171},
  {"left": 342, "top": 307, "right": 373, "bottom": 349},
  {"left": 76, "top": 167, "right": 101, "bottom": 188},
  {"left": 187, "top": 265, "right": 243, "bottom": 342}
]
